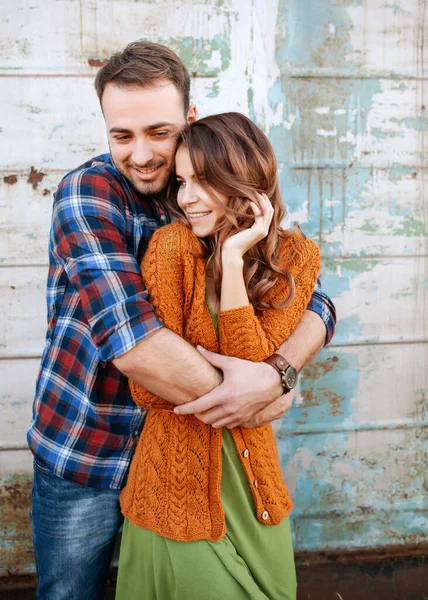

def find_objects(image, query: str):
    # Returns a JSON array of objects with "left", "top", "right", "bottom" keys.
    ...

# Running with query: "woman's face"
[{"left": 175, "top": 146, "right": 228, "bottom": 238}]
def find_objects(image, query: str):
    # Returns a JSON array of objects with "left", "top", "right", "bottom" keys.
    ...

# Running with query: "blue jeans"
[{"left": 31, "top": 459, "right": 123, "bottom": 600}]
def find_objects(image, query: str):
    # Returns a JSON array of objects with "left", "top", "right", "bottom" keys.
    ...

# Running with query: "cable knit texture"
[{"left": 120, "top": 221, "right": 321, "bottom": 542}]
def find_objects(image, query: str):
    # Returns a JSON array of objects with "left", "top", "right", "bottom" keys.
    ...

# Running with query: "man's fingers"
[
  {"left": 242, "top": 392, "right": 293, "bottom": 428},
  {"left": 174, "top": 387, "right": 224, "bottom": 416},
  {"left": 196, "top": 346, "right": 229, "bottom": 370}
]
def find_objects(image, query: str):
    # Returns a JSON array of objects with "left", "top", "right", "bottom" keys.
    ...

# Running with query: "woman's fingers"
[{"left": 250, "top": 193, "right": 274, "bottom": 235}]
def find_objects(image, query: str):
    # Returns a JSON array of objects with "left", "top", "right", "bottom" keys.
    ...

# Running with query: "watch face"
[{"left": 283, "top": 366, "right": 298, "bottom": 390}]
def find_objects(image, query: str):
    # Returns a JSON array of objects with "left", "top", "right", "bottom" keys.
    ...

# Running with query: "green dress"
[{"left": 116, "top": 309, "right": 296, "bottom": 600}]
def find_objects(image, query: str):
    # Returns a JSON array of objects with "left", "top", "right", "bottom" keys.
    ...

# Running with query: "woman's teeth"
[{"left": 187, "top": 212, "right": 211, "bottom": 219}]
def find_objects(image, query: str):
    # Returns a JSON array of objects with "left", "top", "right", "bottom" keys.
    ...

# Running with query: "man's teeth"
[
  {"left": 188, "top": 212, "right": 211, "bottom": 218},
  {"left": 134, "top": 167, "right": 159, "bottom": 174}
]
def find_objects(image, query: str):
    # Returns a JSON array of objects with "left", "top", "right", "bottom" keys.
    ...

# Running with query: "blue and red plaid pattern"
[
  {"left": 28, "top": 154, "right": 169, "bottom": 489},
  {"left": 307, "top": 279, "right": 336, "bottom": 345},
  {"left": 28, "top": 153, "right": 336, "bottom": 490}
]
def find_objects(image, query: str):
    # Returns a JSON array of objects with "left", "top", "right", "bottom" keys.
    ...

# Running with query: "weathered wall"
[{"left": 1, "top": 0, "right": 427, "bottom": 577}]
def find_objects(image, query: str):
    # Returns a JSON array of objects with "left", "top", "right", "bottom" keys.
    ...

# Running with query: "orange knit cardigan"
[{"left": 120, "top": 221, "right": 321, "bottom": 542}]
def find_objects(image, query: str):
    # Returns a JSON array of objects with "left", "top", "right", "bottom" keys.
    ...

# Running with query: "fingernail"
[
  {"left": 197, "top": 345, "right": 206, "bottom": 351},
  {"left": 174, "top": 408, "right": 181, "bottom": 414}
]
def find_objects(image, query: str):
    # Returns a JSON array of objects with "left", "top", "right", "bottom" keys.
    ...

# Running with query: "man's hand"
[
  {"left": 173, "top": 347, "right": 283, "bottom": 428},
  {"left": 242, "top": 389, "right": 295, "bottom": 428}
]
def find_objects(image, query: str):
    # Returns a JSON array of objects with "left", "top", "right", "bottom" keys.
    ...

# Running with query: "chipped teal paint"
[
  {"left": 277, "top": 349, "right": 360, "bottom": 550},
  {"left": 275, "top": 0, "right": 361, "bottom": 71},
  {"left": 207, "top": 79, "right": 220, "bottom": 98},
  {"left": 163, "top": 34, "right": 231, "bottom": 77},
  {"left": 268, "top": 0, "right": 428, "bottom": 557},
  {"left": 389, "top": 198, "right": 411, "bottom": 218},
  {"left": 393, "top": 216, "right": 426, "bottom": 236},
  {"left": 277, "top": 163, "right": 373, "bottom": 255}
]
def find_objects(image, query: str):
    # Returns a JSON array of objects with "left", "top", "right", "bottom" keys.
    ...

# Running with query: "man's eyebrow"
[
  {"left": 145, "top": 121, "right": 177, "bottom": 131},
  {"left": 109, "top": 122, "right": 178, "bottom": 135},
  {"left": 109, "top": 127, "right": 131, "bottom": 134}
]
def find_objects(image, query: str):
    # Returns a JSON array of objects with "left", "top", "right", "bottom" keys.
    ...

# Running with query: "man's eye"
[
  {"left": 115, "top": 135, "right": 130, "bottom": 141},
  {"left": 153, "top": 131, "right": 169, "bottom": 138}
]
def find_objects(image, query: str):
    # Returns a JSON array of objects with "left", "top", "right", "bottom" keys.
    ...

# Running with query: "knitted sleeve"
[
  {"left": 217, "top": 234, "right": 321, "bottom": 362},
  {"left": 128, "top": 222, "right": 189, "bottom": 410}
]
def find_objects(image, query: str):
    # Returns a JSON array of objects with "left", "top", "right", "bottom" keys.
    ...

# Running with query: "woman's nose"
[{"left": 180, "top": 185, "right": 199, "bottom": 207}]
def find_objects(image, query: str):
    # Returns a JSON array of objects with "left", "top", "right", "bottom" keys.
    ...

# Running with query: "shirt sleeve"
[
  {"left": 51, "top": 169, "right": 163, "bottom": 362},
  {"left": 217, "top": 237, "right": 322, "bottom": 361},
  {"left": 129, "top": 222, "right": 189, "bottom": 411},
  {"left": 306, "top": 279, "right": 337, "bottom": 345}
]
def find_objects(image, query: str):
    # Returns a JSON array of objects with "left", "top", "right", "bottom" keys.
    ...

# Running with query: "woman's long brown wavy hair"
[{"left": 167, "top": 112, "right": 300, "bottom": 312}]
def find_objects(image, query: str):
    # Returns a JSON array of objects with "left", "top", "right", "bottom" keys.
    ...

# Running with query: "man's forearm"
[
  {"left": 113, "top": 328, "right": 222, "bottom": 405},
  {"left": 276, "top": 309, "right": 326, "bottom": 372}
]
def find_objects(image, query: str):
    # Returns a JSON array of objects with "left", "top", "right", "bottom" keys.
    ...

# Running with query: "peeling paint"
[{"left": 1, "top": 0, "right": 427, "bottom": 580}]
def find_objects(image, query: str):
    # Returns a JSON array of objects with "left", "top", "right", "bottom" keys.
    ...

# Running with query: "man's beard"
[{"left": 116, "top": 159, "right": 171, "bottom": 196}]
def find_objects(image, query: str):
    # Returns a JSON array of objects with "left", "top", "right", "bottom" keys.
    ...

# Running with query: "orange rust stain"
[
  {"left": 43, "top": 188, "right": 51, "bottom": 196},
  {"left": 88, "top": 58, "right": 108, "bottom": 68},
  {"left": 326, "top": 391, "right": 345, "bottom": 416},
  {"left": 302, "top": 356, "right": 339, "bottom": 381},
  {"left": 4, "top": 175, "right": 18, "bottom": 185},
  {"left": 0, "top": 475, "right": 34, "bottom": 577},
  {"left": 300, "top": 388, "right": 319, "bottom": 406},
  {"left": 27, "top": 167, "right": 46, "bottom": 190}
]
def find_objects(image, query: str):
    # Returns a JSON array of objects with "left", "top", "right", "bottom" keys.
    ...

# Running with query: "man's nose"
[{"left": 131, "top": 139, "right": 154, "bottom": 166}]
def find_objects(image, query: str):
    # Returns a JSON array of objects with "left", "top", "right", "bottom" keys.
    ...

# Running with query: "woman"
[{"left": 116, "top": 113, "right": 321, "bottom": 599}]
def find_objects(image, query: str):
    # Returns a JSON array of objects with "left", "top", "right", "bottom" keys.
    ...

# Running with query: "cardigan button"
[
  {"left": 242, "top": 449, "right": 249, "bottom": 458},
  {"left": 262, "top": 511, "right": 269, "bottom": 520},
  {"left": 253, "top": 479, "right": 258, "bottom": 489}
]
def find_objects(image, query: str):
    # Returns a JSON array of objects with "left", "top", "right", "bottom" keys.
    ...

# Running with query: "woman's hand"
[{"left": 221, "top": 193, "right": 274, "bottom": 260}]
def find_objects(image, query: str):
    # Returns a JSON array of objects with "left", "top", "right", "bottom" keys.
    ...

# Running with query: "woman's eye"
[{"left": 177, "top": 180, "right": 186, "bottom": 188}]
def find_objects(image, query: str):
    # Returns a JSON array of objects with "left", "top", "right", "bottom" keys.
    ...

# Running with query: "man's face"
[{"left": 102, "top": 81, "right": 196, "bottom": 195}]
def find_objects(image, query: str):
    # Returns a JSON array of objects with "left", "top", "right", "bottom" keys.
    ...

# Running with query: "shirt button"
[
  {"left": 133, "top": 430, "right": 140, "bottom": 438},
  {"left": 242, "top": 449, "right": 249, "bottom": 458},
  {"left": 160, "top": 214, "right": 167, "bottom": 221},
  {"left": 262, "top": 511, "right": 269, "bottom": 520},
  {"left": 253, "top": 479, "right": 258, "bottom": 488}
]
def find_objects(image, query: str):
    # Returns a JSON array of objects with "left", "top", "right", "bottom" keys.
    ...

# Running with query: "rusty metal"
[
  {"left": 26, "top": 168, "right": 45, "bottom": 190},
  {"left": 3, "top": 175, "right": 17, "bottom": 185},
  {"left": 87, "top": 58, "right": 108, "bottom": 68}
]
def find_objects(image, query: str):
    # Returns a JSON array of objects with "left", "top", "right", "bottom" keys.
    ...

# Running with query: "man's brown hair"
[{"left": 94, "top": 41, "right": 191, "bottom": 111}]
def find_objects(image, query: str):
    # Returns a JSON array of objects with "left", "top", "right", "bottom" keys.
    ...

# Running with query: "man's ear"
[{"left": 187, "top": 104, "right": 197, "bottom": 123}]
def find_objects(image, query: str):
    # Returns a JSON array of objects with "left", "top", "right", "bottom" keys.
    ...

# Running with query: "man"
[{"left": 28, "top": 41, "right": 336, "bottom": 599}]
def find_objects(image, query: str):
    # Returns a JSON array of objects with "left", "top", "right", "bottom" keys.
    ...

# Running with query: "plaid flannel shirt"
[{"left": 28, "top": 153, "right": 336, "bottom": 490}]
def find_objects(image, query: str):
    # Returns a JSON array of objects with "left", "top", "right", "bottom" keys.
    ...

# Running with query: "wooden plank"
[
  {"left": 2, "top": 1, "right": 427, "bottom": 78},
  {"left": 1, "top": 255, "right": 427, "bottom": 355},
  {"left": 0, "top": 0, "right": 236, "bottom": 76},
  {"left": 0, "top": 359, "right": 40, "bottom": 444},
  {"left": 2, "top": 167, "right": 426, "bottom": 265},
  {"left": 1, "top": 343, "right": 426, "bottom": 448}
]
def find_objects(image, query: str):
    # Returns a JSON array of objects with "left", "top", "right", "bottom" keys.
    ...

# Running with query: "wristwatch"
[{"left": 264, "top": 353, "right": 298, "bottom": 394}]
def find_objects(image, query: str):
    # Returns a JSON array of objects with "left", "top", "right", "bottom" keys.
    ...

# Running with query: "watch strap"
[
  {"left": 264, "top": 353, "right": 296, "bottom": 393},
  {"left": 264, "top": 353, "right": 291, "bottom": 374}
]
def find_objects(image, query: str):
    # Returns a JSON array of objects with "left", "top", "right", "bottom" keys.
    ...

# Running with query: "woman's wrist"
[{"left": 221, "top": 250, "right": 244, "bottom": 268}]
